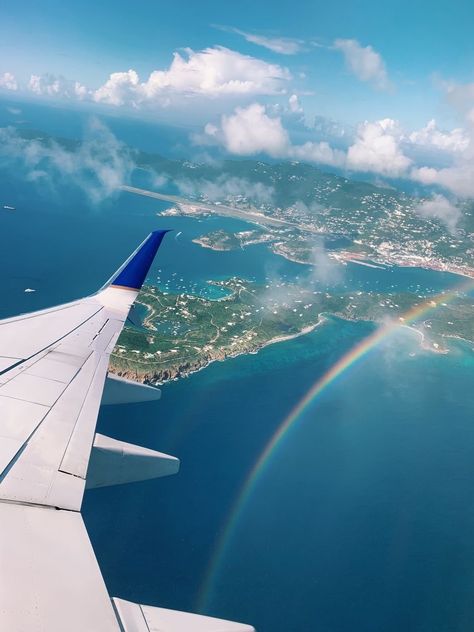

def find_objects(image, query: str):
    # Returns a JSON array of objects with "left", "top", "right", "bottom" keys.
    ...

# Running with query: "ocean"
[{"left": 2, "top": 100, "right": 474, "bottom": 632}]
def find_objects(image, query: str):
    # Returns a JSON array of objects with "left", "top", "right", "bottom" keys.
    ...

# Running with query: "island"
[{"left": 109, "top": 279, "right": 474, "bottom": 385}]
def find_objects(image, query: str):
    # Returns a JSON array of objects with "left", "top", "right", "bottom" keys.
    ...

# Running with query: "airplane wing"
[{"left": 0, "top": 230, "right": 255, "bottom": 632}]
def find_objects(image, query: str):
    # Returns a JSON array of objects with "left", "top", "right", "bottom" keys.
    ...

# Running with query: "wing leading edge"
[{"left": 0, "top": 231, "right": 255, "bottom": 632}]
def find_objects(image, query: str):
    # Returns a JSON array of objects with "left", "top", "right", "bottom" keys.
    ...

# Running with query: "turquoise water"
[{"left": 2, "top": 103, "right": 474, "bottom": 631}]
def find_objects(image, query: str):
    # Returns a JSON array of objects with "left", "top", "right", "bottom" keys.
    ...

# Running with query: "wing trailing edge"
[
  {"left": 113, "top": 598, "right": 255, "bottom": 632},
  {"left": 101, "top": 374, "right": 161, "bottom": 405}
]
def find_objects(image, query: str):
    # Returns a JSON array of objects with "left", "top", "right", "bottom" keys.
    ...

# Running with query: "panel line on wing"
[
  {"left": 0, "top": 351, "right": 95, "bottom": 482},
  {"left": 0, "top": 304, "right": 105, "bottom": 377},
  {"left": 0, "top": 350, "right": 98, "bottom": 505}
]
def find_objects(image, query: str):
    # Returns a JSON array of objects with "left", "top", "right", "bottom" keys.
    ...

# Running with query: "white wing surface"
[{"left": 0, "top": 231, "right": 254, "bottom": 632}]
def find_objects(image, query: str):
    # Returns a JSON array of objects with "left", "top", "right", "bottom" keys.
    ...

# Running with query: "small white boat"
[{"left": 3, "top": 205, "right": 15, "bottom": 210}]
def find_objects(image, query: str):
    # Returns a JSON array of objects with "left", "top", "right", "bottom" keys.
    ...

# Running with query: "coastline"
[
  {"left": 109, "top": 316, "right": 327, "bottom": 386},
  {"left": 191, "top": 238, "right": 234, "bottom": 252},
  {"left": 110, "top": 304, "right": 466, "bottom": 387}
]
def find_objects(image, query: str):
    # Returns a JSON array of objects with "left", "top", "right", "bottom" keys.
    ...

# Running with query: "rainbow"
[{"left": 197, "top": 276, "right": 474, "bottom": 611}]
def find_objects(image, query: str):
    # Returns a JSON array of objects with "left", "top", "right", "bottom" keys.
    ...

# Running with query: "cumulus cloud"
[
  {"left": 93, "top": 47, "right": 291, "bottom": 107},
  {"left": 411, "top": 163, "right": 474, "bottom": 199},
  {"left": 413, "top": 194, "right": 461, "bottom": 233},
  {"left": 288, "top": 141, "right": 345, "bottom": 167},
  {"left": 346, "top": 118, "right": 411, "bottom": 176},
  {"left": 177, "top": 175, "right": 274, "bottom": 205},
  {"left": 401, "top": 81, "right": 474, "bottom": 197},
  {"left": 408, "top": 119, "right": 470, "bottom": 153},
  {"left": 0, "top": 119, "right": 135, "bottom": 203},
  {"left": 216, "top": 103, "right": 290, "bottom": 156},
  {"left": 218, "top": 26, "right": 304, "bottom": 55},
  {"left": 1, "top": 46, "right": 290, "bottom": 110},
  {"left": 199, "top": 104, "right": 474, "bottom": 198},
  {"left": 0, "top": 72, "right": 17, "bottom": 91},
  {"left": 93, "top": 70, "right": 139, "bottom": 106},
  {"left": 28, "top": 73, "right": 88, "bottom": 99},
  {"left": 334, "top": 39, "right": 390, "bottom": 90},
  {"left": 288, "top": 94, "right": 303, "bottom": 113},
  {"left": 202, "top": 102, "right": 345, "bottom": 166}
]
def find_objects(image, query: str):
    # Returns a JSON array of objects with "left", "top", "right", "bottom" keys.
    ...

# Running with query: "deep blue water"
[
  {"left": 2, "top": 102, "right": 474, "bottom": 632},
  {"left": 85, "top": 325, "right": 474, "bottom": 632}
]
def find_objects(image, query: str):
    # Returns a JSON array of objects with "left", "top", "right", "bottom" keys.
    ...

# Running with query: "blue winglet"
[{"left": 108, "top": 230, "right": 170, "bottom": 291}]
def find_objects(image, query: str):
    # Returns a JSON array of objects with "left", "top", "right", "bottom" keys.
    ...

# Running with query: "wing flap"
[
  {"left": 0, "top": 397, "right": 49, "bottom": 473},
  {"left": 113, "top": 598, "right": 255, "bottom": 632},
  {"left": 0, "top": 310, "right": 122, "bottom": 509},
  {"left": 101, "top": 374, "right": 161, "bottom": 405},
  {"left": 0, "top": 502, "right": 121, "bottom": 632},
  {"left": 59, "top": 355, "right": 110, "bottom": 479},
  {"left": 0, "top": 350, "right": 100, "bottom": 508}
]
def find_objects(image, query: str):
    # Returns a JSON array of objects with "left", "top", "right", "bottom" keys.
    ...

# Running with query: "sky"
[{"left": 1, "top": 0, "right": 474, "bottom": 199}]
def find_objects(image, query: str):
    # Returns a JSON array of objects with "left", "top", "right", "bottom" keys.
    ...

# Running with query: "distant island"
[{"left": 123, "top": 154, "right": 474, "bottom": 280}]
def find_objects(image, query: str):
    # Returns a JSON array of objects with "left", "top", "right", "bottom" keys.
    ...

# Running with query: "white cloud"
[
  {"left": 217, "top": 103, "right": 290, "bottom": 156},
  {"left": 7, "top": 47, "right": 290, "bottom": 110},
  {"left": 288, "top": 94, "right": 303, "bottom": 113},
  {"left": 202, "top": 102, "right": 345, "bottom": 167},
  {"left": 347, "top": 118, "right": 411, "bottom": 176},
  {"left": 222, "top": 27, "right": 304, "bottom": 55},
  {"left": 408, "top": 119, "right": 470, "bottom": 153},
  {"left": 288, "top": 141, "right": 345, "bottom": 167},
  {"left": 94, "top": 47, "right": 291, "bottom": 107},
  {"left": 93, "top": 70, "right": 140, "bottom": 106},
  {"left": 200, "top": 104, "right": 474, "bottom": 197},
  {"left": 28, "top": 73, "right": 88, "bottom": 99},
  {"left": 443, "top": 80, "right": 474, "bottom": 121},
  {"left": 0, "top": 72, "right": 17, "bottom": 91},
  {"left": 411, "top": 163, "right": 474, "bottom": 198},
  {"left": 0, "top": 119, "right": 135, "bottom": 203},
  {"left": 334, "top": 39, "right": 390, "bottom": 90},
  {"left": 177, "top": 175, "right": 274, "bottom": 205},
  {"left": 310, "top": 242, "right": 344, "bottom": 285},
  {"left": 413, "top": 194, "right": 461, "bottom": 233}
]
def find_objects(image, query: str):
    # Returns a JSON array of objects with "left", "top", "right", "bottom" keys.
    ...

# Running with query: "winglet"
[{"left": 106, "top": 230, "right": 170, "bottom": 292}]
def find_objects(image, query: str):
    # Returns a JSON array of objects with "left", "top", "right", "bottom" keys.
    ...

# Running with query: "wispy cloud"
[
  {"left": 333, "top": 38, "right": 391, "bottom": 91},
  {"left": 176, "top": 175, "right": 274, "bottom": 205},
  {"left": 413, "top": 194, "right": 461, "bottom": 234},
  {"left": 310, "top": 241, "right": 344, "bottom": 285},
  {"left": 0, "top": 72, "right": 18, "bottom": 91},
  {"left": 215, "top": 25, "right": 305, "bottom": 55},
  {"left": 0, "top": 119, "right": 135, "bottom": 203}
]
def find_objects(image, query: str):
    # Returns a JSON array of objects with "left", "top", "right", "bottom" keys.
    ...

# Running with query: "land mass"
[{"left": 109, "top": 280, "right": 474, "bottom": 385}]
